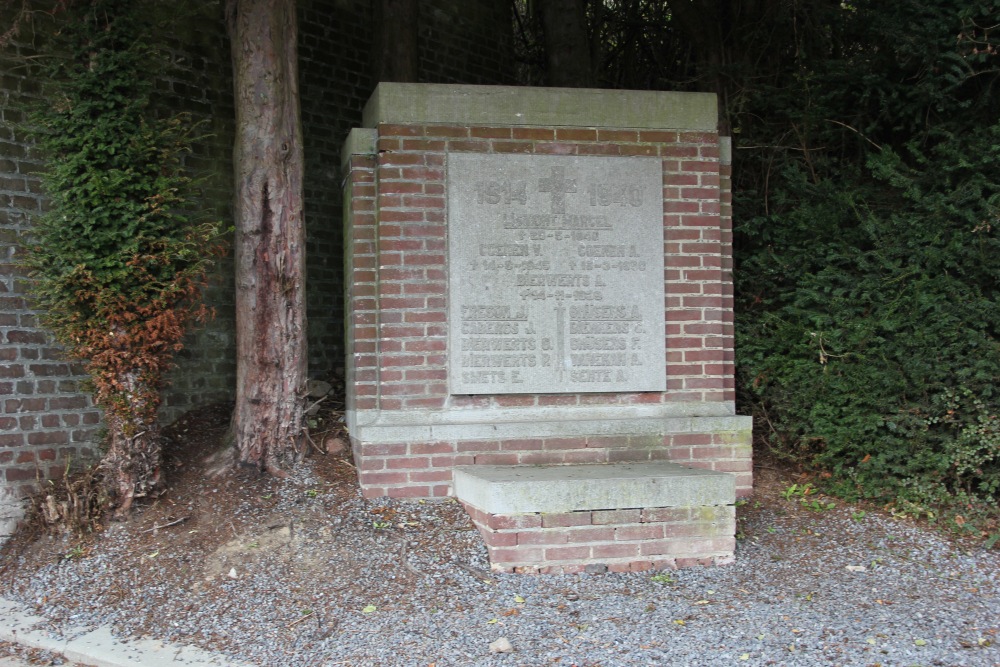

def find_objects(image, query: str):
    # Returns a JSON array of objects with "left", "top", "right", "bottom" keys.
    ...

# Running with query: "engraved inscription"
[{"left": 448, "top": 154, "right": 665, "bottom": 394}]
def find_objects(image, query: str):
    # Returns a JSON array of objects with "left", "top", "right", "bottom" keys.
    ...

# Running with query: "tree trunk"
[
  {"left": 100, "top": 371, "right": 161, "bottom": 514},
  {"left": 225, "top": 0, "right": 308, "bottom": 475},
  {"left": 538, "top": 0, "right": 594, "bottom": 88},
  {"left": 372, "top": 0, "right": 420, "bottom": 83},
  {"left": 102, "top": 425, "right": 160, "bottom": 514}
]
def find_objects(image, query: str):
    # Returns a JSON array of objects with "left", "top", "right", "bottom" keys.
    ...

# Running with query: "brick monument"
[{"left": 342, "top": 83, "right": 751, "bottom": 573}]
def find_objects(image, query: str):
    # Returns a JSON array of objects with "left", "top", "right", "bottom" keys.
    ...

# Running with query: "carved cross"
[{"left": 538, "top": 166, "right": 576, "bottom": 214}]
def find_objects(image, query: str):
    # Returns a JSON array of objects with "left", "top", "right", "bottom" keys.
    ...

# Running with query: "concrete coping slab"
[
  {"left": 454, "top": 462, "right": 735, "bottom": 515},
  {"left": 362, "top": 83, "right": 718, "bottom": 132},
  {"left": 340, "top": 127, "right": 377, "bottom": 174}
]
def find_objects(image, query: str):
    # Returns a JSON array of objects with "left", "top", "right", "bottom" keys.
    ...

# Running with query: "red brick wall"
[
  {"left": 462, "top": 501, "right": 736, "bottom": 574},
  {"left": 343, "top": 121, "right": 752, "bottom": 499}
]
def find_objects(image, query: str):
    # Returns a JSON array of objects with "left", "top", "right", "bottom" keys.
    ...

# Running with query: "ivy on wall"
[{"left": 26, "top": 0, "right": 224, "bottom": 513}]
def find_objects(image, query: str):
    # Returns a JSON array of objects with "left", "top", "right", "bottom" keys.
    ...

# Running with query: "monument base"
[
  {"left": 348, "top": 403, "right": 752, "bottom": 500},
  {"left": 455, "top": 462, "right": 736, "bottom": 574}
]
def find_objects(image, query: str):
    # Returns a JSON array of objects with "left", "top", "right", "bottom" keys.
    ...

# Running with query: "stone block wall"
[{"left": 343, "top": 85, "right": 752, "bottom": 502}]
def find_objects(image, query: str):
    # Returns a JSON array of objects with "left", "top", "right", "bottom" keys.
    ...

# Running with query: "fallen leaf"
[
  {"left": 914, "top": 639, "right": 927, "bottom": 646},
  {"left": 514, "top": 595, "right": 526, "bottom": 604},
  {"left": 673, "top": 620, "right": 685, "bottom": 626},
  {"left": 739, "top": 653, "right": 750, "bottom": 661},
  {"left": 487, "top": 618, "right": 498, "bottom": 624},
  {"left": 362, "top": 605, "right": 377, "bottom": 613}
]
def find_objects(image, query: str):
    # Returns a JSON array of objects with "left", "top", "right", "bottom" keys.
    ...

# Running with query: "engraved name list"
[{"left": 447, "top": 153, "right": 666, "bottom": 394}]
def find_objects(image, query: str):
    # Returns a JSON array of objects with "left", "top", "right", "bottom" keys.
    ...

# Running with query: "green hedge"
[{"left": 733, "top": 0, "right": 999, "bottom": 535}]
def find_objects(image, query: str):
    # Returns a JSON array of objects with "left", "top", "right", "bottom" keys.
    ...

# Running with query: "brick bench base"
[
  {"left": 461, "top": 502, "right": 736, "bottom": 574},
  {"left": 454, "top": 463, "right": 736, "bottom": 574}
]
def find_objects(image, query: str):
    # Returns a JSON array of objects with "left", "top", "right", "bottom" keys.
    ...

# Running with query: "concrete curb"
[{"left": 0, "top": 597, "right": 251, "bottom": 667}]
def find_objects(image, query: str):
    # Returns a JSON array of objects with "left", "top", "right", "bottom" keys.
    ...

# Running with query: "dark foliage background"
[
  {"left": 730, "top": 0, "right": 999, "bottom": 534},
  {"left": 519, "top": 0, "right": 999, "bottom": 537}
]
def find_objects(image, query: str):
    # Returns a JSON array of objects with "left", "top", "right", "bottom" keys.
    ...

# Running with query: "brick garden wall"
[
  {"left": 0, "top": 5, "right": 102, "bottom": 531},
  {"left": 299, "top": 0, "right": 514, "bottom": 378},
  {"left": 343, "top": 109, "right": 751, "bottom": 501},
  {"left": 0, "top": 0, "right": 514, "bottom": 533},
  {"left": 156, "top": 3, "right": 238, "bottom": 417}
]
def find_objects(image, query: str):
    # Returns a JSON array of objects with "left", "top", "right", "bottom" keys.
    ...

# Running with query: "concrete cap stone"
[
  {"left": 454, "top": 462, "right": 735, "bottom": 514},
  {"left": 363, "top": 83, "right": 718, "bottom": 131},
  {"left": 340, "top": 127, "right": 377, "bottom": 174}
]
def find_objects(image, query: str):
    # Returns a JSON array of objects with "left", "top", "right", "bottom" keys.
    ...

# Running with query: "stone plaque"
[{"left": 447, "top": 153, "right": 665, "bottom": 394}]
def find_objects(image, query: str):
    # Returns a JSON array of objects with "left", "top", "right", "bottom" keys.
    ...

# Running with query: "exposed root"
[
  {"left": 205, "top": 445, "right": 237, "bottom": 479},
  {"left": 28, "top": 465, "right": 111, "bottom": 537},
  {"left": 265, "top": 463, "right": 291, "bottom": 479}
]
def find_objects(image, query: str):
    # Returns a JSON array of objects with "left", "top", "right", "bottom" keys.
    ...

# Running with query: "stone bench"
[{"left": 454, "top": 462, "right": 736, "bottom": 574}]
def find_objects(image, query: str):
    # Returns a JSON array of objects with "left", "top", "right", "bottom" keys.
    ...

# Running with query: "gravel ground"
[{"left": 1, "top": 432, "right": 997, "bottom": 667}]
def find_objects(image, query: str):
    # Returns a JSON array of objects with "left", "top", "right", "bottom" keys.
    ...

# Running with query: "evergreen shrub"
[
  {"left": 733, "top": 0, "right": 999, "bottom": 537},
  {"left": 26, "top": 0, "right": 223, "bottom": 512}
]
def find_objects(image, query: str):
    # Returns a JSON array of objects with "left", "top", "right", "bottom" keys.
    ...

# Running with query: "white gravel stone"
[
  {"left": 489, "top": 637, "right": 513, "bottom": 654},
  {"left": 2, "top": 457, "right": 998, "bottom": 667}
]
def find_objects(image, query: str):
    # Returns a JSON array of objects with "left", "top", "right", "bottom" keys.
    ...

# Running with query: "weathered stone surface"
[
  {"left": 363, "top": 82, "right": 718, "bottom": 131},
  {"left": 453, "top": 462, "right": 734, "bottom": 514},
  {"left": 447, "top": 153, "right": 665, "bottom": 394}
]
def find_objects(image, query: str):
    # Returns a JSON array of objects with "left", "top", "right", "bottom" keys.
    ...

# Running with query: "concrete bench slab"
[{"left": 454, "top": 462, "right": 734, "bottom": 515}]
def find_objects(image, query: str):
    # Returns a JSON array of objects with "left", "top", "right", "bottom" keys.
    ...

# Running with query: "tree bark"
[
  {"left": 225, "top": 0, "right": 308, "bottom": 475},
  {"left": 101, "top": 371, "right": 160, "bottom": 514},
  {"left": 372, "top": 0, "right": 420, "bottom": 83},
  {"left": 538, "top": 0, "right": 594, "bottom": 88}
]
